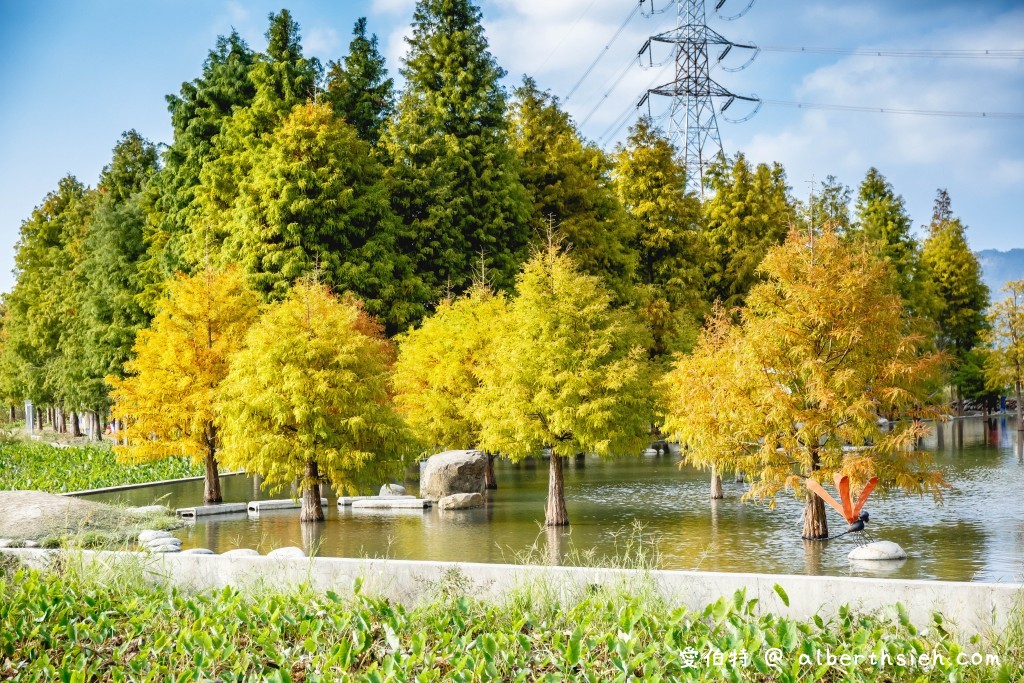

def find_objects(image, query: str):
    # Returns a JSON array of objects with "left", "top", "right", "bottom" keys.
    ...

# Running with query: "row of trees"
[
  {"left": 1, "top": 1, "right": 1019, "bottom": 535},
  {"left": 0, "top": 4, "right": 996, "bottom": 425}
]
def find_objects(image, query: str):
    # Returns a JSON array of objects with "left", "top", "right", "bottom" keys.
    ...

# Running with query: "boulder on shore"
[
  {"left": 0, "top": 490, "right": 175, "bottom": 542},
  {"left": 437, "top": 493, "right": 484, "bottom": 510},
  {"left": 420, "top": 450, "right": 487, "bottom": 500}
]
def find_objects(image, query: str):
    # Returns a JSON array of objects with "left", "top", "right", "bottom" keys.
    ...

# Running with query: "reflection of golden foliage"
[{"left": 661, "top": 228, "right": 948, "bottom": 504}]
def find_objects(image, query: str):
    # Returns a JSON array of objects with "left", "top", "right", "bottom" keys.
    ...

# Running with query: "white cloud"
[{"left": 305, "top": 26, "right": 341, "bottom": 57}]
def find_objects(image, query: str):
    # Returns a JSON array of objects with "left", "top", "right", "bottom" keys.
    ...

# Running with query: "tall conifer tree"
[
  {"left": 510, "top": 79, "right": 637, "bottom": 299},
  {"left": 382, "top": 0, "right": 530, "bottom": 299},
  {"left": 325, "top": 17, "right": 394, "bottom": 145},
  {"left": 703, "top": 154, "right": 797, "bottom": 308},
  {"left": 921, "top": 189, "right": 990, "bottom": 411}
]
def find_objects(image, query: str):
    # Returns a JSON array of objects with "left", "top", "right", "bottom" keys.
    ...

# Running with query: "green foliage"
[
  {"left": 325, "top": 17, "right": 394, "bottom": 145},
  {"left": 187, "top": 11, "right": 322, "bottom": 275},
  {"left": 0, "top": 565, "right": 1017, "bottom": 681},
  {"left": 216, "top": 102, "right": 426, "bottom": 330},
  {"left": 0, "top": 442, "right": 199, "bottom": 493},
  {"left": 849, "top": 167, "right": 929, "bottom": 317},
  {"left": 3, "top": 176, "right": 93, "bottom": 406},
  {"left": 983, "top": 279, "right": 1024, "bottom": 424},
  {"left": 382, "top": 0, "right": 530, "bottom": 299},
  {"left": 394, "top": 284, "right": 508, "bottom": 451},
  {"left": 810, "top": 174, "right": 852, "bottom": 235},
  {"left": 142, "top": 30, "right": 256, "bottom": 296},
  {"left": 920, "top": 189, "right": 990, "bottom": 364},
  {"left": 217, "top": 282, "right": 416, "bottom": 498},
  {"left": 474, "top": 246, "right": 655, "bottom": 461},
  {"left": 613, "top": 118, "right": 704, "bottom": 357},
  {"left": 511, "top": 79, "right": 637, "bottom": 299},
  {"left": 703, "top": 153, "right": 797, "bottom": 308}
]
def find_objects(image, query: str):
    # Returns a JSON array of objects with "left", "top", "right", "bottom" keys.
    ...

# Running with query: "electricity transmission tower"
[{"left": 640, "top": 0, "right": 758, "bottom": 194}]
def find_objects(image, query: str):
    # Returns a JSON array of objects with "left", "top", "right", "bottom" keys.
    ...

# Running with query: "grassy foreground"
[
  {"left": 0, "top": 441, "right": 201, "bottom": 493},
  {"left": 1, "top": 558, "right": 1021, "bottom": 682}
]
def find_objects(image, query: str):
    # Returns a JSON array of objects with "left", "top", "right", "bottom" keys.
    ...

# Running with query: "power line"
[
  {"left": 757, "top": 46, "right": 1024, "bottom": 60},
  {"left": 565, "top": 0, "right": 646, "bottom": 102},
  {"left": 578, "top": 52, "right": 640, "bottom": 127},
  {"left": 596, "top": 61, "right": 674, "bottom": 143},
  {"left": 761, "top": 99, "right": 1024, "bottom": 120},
  {"left": 531, "top": 0, "right": 601, "bottom": 75}
]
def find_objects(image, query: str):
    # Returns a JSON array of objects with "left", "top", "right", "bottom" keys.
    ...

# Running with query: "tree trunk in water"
[
  {"left": 203, "top": 422, "right": 222, "bottom": 503},
  {"left": 484, "top": 452, "right": 497, "bottom": 490},
  {"left": 70, "top": 412, "right": 81, "bottom": 437},
  {"left": 545, "top": 450, "right": 569, "bottom": 527},
  {"left": 802, "top": 450, "right": 828, "bottom": 539},
  {"left": 1016, "top": 381, "right": 1023, "bottom": 432},
  {"left": 301, "top": 460, "right": 324, "bottom": 522},
  {"left": 710, "top": 465, "right": 724, "bottom": 499}
]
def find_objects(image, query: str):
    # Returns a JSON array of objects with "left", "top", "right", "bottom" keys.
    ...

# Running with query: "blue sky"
[{"left": 1, "top": 0, "right": 1022, "bottom": 293}]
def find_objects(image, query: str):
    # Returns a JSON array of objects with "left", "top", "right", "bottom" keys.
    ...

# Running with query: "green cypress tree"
[
  {"left": 3, "top": 177, "right": 93, "bottom": 410},
  {"left": 613, "top": 118, "right": 703, "bottom": 355},
  {"left": 920, "top": 189, "right": 990, "bottom": 411},
  {"left": 510, "top": 79, "right": 637, "bottom": 300},
  {"left": 703, "top": 153, "right": 797, "bottom": 308},
  {"left": 325, "top": 17, "right": 394, "bottom": 145},
  {"left": 220, "top": 102, "right": 428, "bottom": 331},
  {"left": 188, "top": 10, "right": 323, "bottom": 271},
  {"left": 382, "top": 0, "right": 530, "bottom": 299},
  {"left": 141, "top": 30, "right": 256, "bottom": 301},
  {"left": 849, "top": 167, "right": 929, "bottom": 316},
  {"left": 810, "top": 174, "right": 852, "bottom": 234}
]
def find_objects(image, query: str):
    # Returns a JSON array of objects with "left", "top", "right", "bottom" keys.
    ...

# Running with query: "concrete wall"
[{"left": 4, "top": 548, "right": 1020, "bottom": 636}]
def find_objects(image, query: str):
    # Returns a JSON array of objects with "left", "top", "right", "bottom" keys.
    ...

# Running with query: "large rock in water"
[
  {"left": 848, "top": 541, "right": 908, "bottom": 561},
  {"left": 420, "top": 450, "right": 487, "bottom": 500}
]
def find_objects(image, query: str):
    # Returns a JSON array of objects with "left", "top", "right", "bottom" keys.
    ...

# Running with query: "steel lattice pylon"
[{"left": 641, "top": 0, "right": 757, "bottom": 194}]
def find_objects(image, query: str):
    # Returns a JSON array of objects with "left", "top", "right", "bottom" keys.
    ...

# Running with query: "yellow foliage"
[
  {"left": 108, "top": 267, "right": 259, "bottom": 464},
  {"left": 661, "top": 228, "right": 946, "bottom": 504},
  {"left": 215, "top": 282, "right": 416, "bottom": 496},
  {"left": 393, "top": 285, "right": 507, "bottom": 452}
]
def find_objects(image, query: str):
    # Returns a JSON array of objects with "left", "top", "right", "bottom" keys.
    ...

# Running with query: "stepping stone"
[
  {"left": 337, "top": 495, "right": 415, "bottom": 507},
  {"left": 180, "top": 548, "right": 215, "bottom": 555},
  {"left": 222, "top": 548, "right": 260, "bottom": 557},
  {"left": 176, "top": 503, "right": 248, "bottom": 519},
  {"left": 247, "top": 498, "right": 327, "bottom": 513},
  {"left": 351, "top": 498, "right": 431, "bottom": 509},
  {"left": 267, "top": 546, "right": 306, "bottom": 559},
  {"left": 148, "top": 542, "right": 182, "bottom": 553},
  {"left": 138, "top": 530, "right": 174, "bottom": 543}
]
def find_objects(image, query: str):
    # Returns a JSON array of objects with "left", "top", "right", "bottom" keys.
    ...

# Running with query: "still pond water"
[{"left": 85, "top": 416, "right": 1024, "bottom": 582}]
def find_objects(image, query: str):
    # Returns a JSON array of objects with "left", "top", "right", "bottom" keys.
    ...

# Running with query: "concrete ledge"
[
  {"left": 176, "top": 503, "right": 248, "bottom": 518},
  {"left": 351, "top": 498, "right": 431, "bottom": 509},
  {"left": 337, "top": 495, "right": 415, "bottom": 506},
  {"left": 64, "top": 471, "right": 244, "bottom": 497},
  {"left": 247, "top": 498, "right": 327, "bottom": 513},
  {"left": 3, "top": 549, "right": 1019, "bottom": 636}
]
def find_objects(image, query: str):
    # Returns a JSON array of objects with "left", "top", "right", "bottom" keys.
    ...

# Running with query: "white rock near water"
[
  {"left": 138, "top": 530, "right": 174, "bottom": 543},
  {"left": 380, "top": 483, "right": 406, "bottom": 496},
  {"left": 437, "top": 493, "right": 484, "bottom": 510},
  {"left": 181, "top": 548, "right": 215, "bottom": 555},
  {"left": 848, "top": 541, "right": 908, "bottom": 561},
  {"left": 267, "top": 546, "right": 307, "bottom": 559},
  {"left": 222, "top": 548, "right": 261, "bottom": 558}
]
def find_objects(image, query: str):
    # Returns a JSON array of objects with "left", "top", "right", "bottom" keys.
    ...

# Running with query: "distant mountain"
[{"left": 977, "top": 249, "right": 1024, "bottom": 298}]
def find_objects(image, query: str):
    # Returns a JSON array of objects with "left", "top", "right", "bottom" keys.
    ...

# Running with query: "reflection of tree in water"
[{"left": 802, "top": 538, "right": 825, "bottom": 575}]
